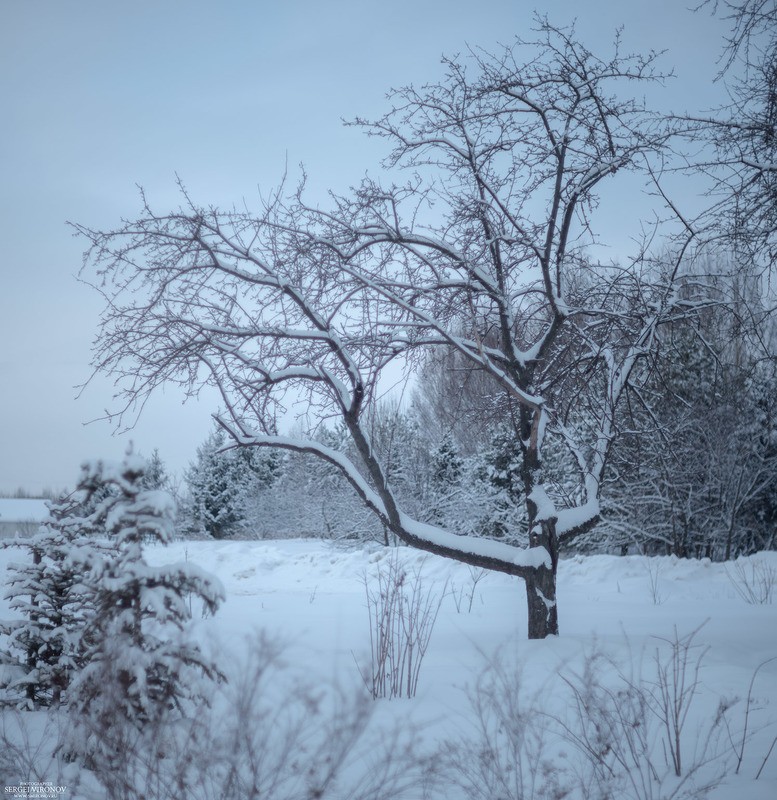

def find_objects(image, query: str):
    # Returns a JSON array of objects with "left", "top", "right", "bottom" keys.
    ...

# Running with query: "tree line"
[{"left": 176, "top": 282, "right": 777, "bottom": 563}]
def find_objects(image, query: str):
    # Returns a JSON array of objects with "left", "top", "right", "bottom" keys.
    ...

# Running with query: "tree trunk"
[
  {"left": 525, "top": 516, "right": 559, "bottom": 638},
  {"left": 525, "top": 564, "right": 558, "bottom": 638}
]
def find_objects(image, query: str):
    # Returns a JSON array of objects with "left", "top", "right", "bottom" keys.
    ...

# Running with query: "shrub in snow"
[
  {"left": 449, "top": 566, "right": 488, "bottom": 614},
  {"left": 444, "top": 658, "right": 570, "bottom": 800},
  {"left": 447, "top": 628, "right": 732, "bottom": 800},
  {"left": 725, "top": 556, "right": 777, "bottom": 604},
  {"left": 359, "top": 550, "right": 445, "bottom": 699},
  {"left": 559, "top": 630, "right": 730, "bottom": 800},
  {"left": 0, "top": 494, "right": 97, "bottom": 709},
  {"left": 64, "top": 454, "right": 224, "bottom": 766},
  {"left": 52, "top": 633, "right": 441, "bottom": 800}
]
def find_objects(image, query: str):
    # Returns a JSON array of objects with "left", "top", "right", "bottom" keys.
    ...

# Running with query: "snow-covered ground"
[{"left": 2, "top": 538, "right": 776, "bottom": 799}]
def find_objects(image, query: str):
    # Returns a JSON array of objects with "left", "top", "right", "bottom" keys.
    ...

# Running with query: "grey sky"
[{"left": 0, "top": 1, "right": 730, "bottom": 494}]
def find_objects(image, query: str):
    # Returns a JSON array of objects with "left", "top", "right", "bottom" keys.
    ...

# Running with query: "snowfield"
[{"left": 2, "top": 538, "right": 776, "bottom": 799}]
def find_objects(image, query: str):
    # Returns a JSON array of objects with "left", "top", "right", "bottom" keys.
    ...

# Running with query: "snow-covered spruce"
[
  {"left": 64, "top": 453, "right": 224, "bottom": 764},
  {"left": 0, "top": 494, "right": 96, "bottom": 709},
  {"left": 184, "top": 426, "right": 281, "bottom": 539}
]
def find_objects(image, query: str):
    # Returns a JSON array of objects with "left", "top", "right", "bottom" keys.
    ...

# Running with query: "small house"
[{"left": 0, "top": 498, "right": 50, "bottom": 539}]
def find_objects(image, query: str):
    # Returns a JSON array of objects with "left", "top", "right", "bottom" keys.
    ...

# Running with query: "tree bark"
[
  {"left": 525, "top": 519, "right": 559, "bottom": 638},
  {"left": 525, "top": 569, "right": 558, "bottom": 638}
]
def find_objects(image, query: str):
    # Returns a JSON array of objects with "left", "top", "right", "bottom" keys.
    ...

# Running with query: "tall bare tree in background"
[
  {"left": 80, "top": 21, "right": 730, "bottom": 638},
  {"left": 692, "top": 1, "right": 777, "bottom": 266}
]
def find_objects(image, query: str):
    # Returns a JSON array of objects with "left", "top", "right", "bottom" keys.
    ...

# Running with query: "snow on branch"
[{"left": 217, "top": 418, "right": 551, "bottom": 576}]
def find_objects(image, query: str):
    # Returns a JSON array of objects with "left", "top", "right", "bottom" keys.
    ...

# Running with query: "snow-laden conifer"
[
  {"left": 65, "top": 452, "right": 224, "bottom": 765},
  {"left": 0, "top": 494, "right": 95, "bottom": 708},
  {"left": 185, "top": 427, "right": 280, "bottom": 538}
]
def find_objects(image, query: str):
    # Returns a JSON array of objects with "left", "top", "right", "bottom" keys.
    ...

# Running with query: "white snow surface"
[{"left": 1, "top": 539, "right": 776, "bottom": 799}]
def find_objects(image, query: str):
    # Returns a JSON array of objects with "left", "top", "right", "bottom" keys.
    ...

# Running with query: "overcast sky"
[{"left": 0, "top": 1, "right": 731, "bottom": 495}]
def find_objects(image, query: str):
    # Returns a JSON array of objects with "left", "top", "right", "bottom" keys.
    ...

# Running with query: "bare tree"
[
  {"left": 688, "top": 1, "right": 777, "bottom": 266},
  {"left": 79, "top": 20, "right": 709, "bottom": 638},
  {"left": 411, "top": 334, "right": 512, "bottom": 457}
]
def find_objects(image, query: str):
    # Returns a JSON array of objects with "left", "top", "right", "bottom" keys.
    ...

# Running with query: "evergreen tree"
[
  {"left": 66, "top": 453, "right": 224, "bottom": 765},
  {"left": 140, "top": 448, "right": 170, "bottom": 491},
  {"left": 185, "top": 427, "right": 281, "bottom": 538},
  {"left": 185, "top": 428, "right": 239, "bottom": 538},
  {"left": 431, "top": 431, "right": 463, "bottom": 487},
  {"left": 0, "top": 494, "right": 96, "bottom": 708},
  {"left": 473, "top": 426, "right": 526, "bottom": 539},
  {"left": 427, "top": 432, "right": 463, "bottom": 525}
]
